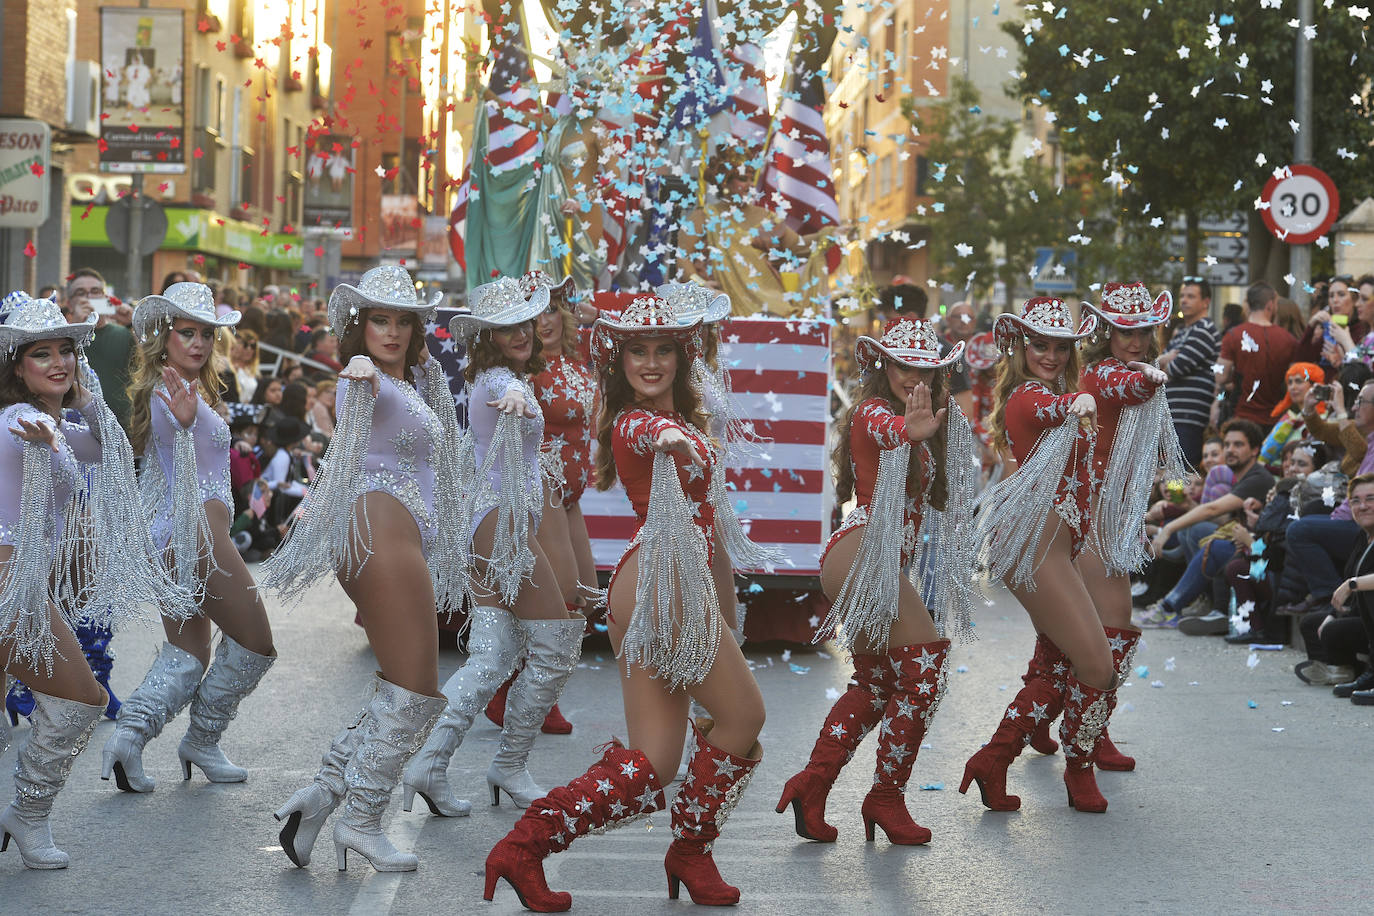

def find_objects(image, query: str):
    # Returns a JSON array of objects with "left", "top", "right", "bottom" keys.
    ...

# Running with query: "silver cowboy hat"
[
  {"left": 448, "top": 276, "right": 549, "bottom": 339},
  {"left": 0, "top": 291, "right": 97, "bottom": 359},
  {"left": 328, "top": 265, "right": 442, "bottom": 335},
  {"left": 656, "top": 282, "right": 731, "bottom": 325},
  {"left": 133, "top": 282, "right": 240, "bottom": 340},
  {"left": 993, "top": 296, "right": 1097, "bottom": 354}
]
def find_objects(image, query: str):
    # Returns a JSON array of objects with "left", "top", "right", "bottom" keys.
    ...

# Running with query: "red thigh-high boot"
[
  {"left": 1060, "top": 676, "right": 1113, "bottom": 813},
  {"left": 483, "top": 742, "right": 665, "bottom": 912},
  {"left": 484, "top": 670, "right": 517, "bottom": 728},
  {"left": 665, "top": 720, "right": 762, "bottom": 906},
  {"left": 1096, "top": 627, "right": 1140, "bottom": 772},
  {"left": 861, "top": 640, "right": 950, "bottom": 845},
  {"left": 1024, "top": 634, "right": 1069, "bottom": 755},
  {"left": 958, "top": 677, "right": 1060, "bottom": 811},
  {"left": 775, "top": 654, "right": 894, "bottom": 841}
]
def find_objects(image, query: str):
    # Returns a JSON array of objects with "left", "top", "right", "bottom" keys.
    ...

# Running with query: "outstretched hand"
[
  {"left": 340, "top": 355, "right": 380, "bottom": 397},
  {"left": 1128, "top": 361, "right": 1168, "bottom": 385},
  {"left": 490, "top": 388, "right": 536, "bottom": 417},
  {"left": 10, "top": 415, "right": 58, "bottom": 452},
  {"left": 156, "top": 366, "right": 199, "bottom": 428},
  {"left": 1070, "top": 392, "right": 1098, "bottom": 433},
  {"left": 653, "top": 426, "right": 705, "bottom": 469},
  {"left": 903, "top": 383, "right": 946, "bottom": 442}
]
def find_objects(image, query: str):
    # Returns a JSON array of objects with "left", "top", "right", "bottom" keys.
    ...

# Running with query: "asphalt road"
[{"left": 3, "top": 574, "right": 1370, "bottom": 915}]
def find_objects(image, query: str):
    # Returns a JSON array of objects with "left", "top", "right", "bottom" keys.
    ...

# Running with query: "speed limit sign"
[{"left": 1260, "top": 164, "right": 1340, "bottom": 245}]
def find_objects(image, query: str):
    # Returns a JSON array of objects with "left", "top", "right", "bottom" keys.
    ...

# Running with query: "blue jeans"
[
  {"left": 1162, "top": 521, "right": 1219, "bottom": 565},
  {"left": 1164, "top": 534, "right": 1236, "bottom": 611},
  {"left": 1278, "top": 516, "right": 1361, "bottom": 602}
]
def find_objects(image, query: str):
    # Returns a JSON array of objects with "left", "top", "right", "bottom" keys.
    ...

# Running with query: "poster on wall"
[
  {"left": 303, "top": 133, "right": 354, "bottom": 231},
  {"left": 99, "top": 8, "right": 186, "bottom": 173},
  {"left": 380, "top": 194, "right": 419, "bottom": 254}
]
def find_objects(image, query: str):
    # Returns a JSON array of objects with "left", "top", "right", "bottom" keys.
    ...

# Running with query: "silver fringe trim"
[
  {"left": 417, "top": 361, "right": 474, "bottom": 619},
  {"left": 468, "top": 411, "right": 536, "bottom": 607},
  {"left": 691, "top": 358, "right": 764, "bottom": 463},
  {"left": 910, "top": 405, "right": 980, "bottom": 643},
  {"left": 816, "top": 443, "right": 911, "bottom": 654},
  {"left": 259, "top": 378, "right": 375, "bottom": 604},
  {"left": 1090, "top": 392, "right": 1191, "bottom": 574},
  {"left": 708, "top": 468, "right": 786, "bottom": 573},
  {"left": 0, "top": 438, "right": 60, "bottom": 672},
  {"left": 621, "top": 452, "right": 722, "bottom": 691},
  {"left": 974, "top": 415, "right": 1089, "bottom": 591},
  {"left": 166, "top": 417, "right": 222, "bottom": 602},
  {"left": 539, "top": 441, "right": 568, "bottom": 510},
  {"left": 77, "top": 395, "right": 196, "bottom": 625}
]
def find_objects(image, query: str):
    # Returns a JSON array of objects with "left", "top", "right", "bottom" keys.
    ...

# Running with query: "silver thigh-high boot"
[
  {"left": 274, "top": 679, "right": 375, "bottom": 868},
  {"left": 0, "top": 677, "right": 11, "bottom": 756},
  {"left": 333, "top": 675, "right": 445, "bottom": 872},
  {"left": 0, "top": 690, "right": 104, "bottom": 868},
  {"left": 101, "top": 643, "right": 204, "bottom": 793},
  {"left": 178, "top": 635, "right": 275, "bottom": 783},
  {"left": 487, "top": 617, "right": 585, "bottom": 808},
  {"left": 401, "top": 606, "right": 524, "bottom": 817}
]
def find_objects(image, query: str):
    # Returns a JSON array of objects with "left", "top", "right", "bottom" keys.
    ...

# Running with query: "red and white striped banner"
[{"left": 581, "top": 318, "right": 833, "bottom": 575}]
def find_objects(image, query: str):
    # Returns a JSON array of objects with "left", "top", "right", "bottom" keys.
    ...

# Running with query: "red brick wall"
[{"left": 0, "top": 0, "right": 76, "bottom": 124}]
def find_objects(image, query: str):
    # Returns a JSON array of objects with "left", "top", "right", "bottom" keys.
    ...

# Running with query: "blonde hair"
[
  {"left": 539, "top": 305, "right": 580, "bottom": 361},
  {"left": 127, "top": 322, "right": 227, "bottom": 455},
  {"left": 988, "top": 336, "right": 1080, "bottom": 453}
]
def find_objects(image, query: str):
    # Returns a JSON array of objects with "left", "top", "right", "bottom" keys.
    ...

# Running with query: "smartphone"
[
  {"left": 1312, "top": 384, "right": 1334, "bottom": 401},
  {"left": 89, "top": 297, "right": 116, "bottom": 316}
]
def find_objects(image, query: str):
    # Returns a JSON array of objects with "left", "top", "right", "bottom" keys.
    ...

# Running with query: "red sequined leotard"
[
  {"left": 532, "top": 353, "right": 595, "bottom": 505},
  {"left": 1002, "top": 380, "right": 1095, "bottom": 555}
]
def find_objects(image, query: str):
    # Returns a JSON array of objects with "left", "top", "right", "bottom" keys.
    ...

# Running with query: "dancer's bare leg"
[
  {"left": 535, "top": 484, "right": 578, "bottom": 606},
  {"left": 566, "top": 502, "right": 597, "bottom": 604},
  {"left": 472, "top": 512, "right": 569, "bottom": 621},
  {"left": 1, "top": 598, "right": 104, "bottom": 707},
  {"left": 820, "top": 529, "right": 941, "bottom": 654},
  {"left": 1075, "top": 547, "right": 1138, "bottom": 632}
]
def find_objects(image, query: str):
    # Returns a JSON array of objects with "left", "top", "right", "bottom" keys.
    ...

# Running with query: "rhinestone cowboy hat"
[
  {"left": 963, "top": 330, "right": 1000, "bottom": 372},
  {"left": 448, "top": 275, "right": 549, "bottom": 339},
  {"left": 327, "top": 265, "right": 442, "bottom": 335},
  {"left": 133, "top": 282, "right": 240, "bottom": 341},
  {"left": 656, "top": 281, "right": 731, "bottom": 325},
  {"left": 0, "top": 291, "right": 97, "bottom": 359},
  {"left": 855, "top": 317, "right": 964, "bottom": 373},
  {"left": 589, "top": 294, "right": 703, "bottom": 371},
  {"left": 1081, "top": 281, "right": 1172, "bottom": 330},
  {"left": 993, "top": 296, "right": 1097, "bottom": 354}
]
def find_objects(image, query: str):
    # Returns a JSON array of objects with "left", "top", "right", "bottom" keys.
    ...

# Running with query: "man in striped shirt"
[{"left": 1158, "top": 279, "right": 1221, "bottom": 466}]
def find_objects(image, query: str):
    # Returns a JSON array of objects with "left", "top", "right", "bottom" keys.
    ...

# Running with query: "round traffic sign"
[{"left": 1259, "top": 164, "right": 1339, "bottom": 245}]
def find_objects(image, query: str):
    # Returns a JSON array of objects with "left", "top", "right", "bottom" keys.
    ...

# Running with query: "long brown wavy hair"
[
  {"left": 537, "top": 305, "right": 580, "bottom": 361},
  {"left": 1080, "top": 324, "right": 1161, "bottom": 366},
  {"left": 128, "top": 321, "right": 227, "bottom": 455},
  {"left": 833, "top": 367, "right": 949, "bottom": 511},
  {"left": 988, "top": 335, "right": 1081, "bottom": 453},
  {"left": 594, "top": 337, "right": 714, "bottom": 491},
  {"left": 0, "top": 339, "right": 84, "bottom": 412},
  {"left": 464, "top": 320, "right": 547, "bottom": 382},
  {"left": 337, "top": 308, "right": 429, "bottom": 374}
]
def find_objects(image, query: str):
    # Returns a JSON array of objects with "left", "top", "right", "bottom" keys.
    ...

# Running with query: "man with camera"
[{"left": 66, "top": 268, "right": 135, "bottom": 430}]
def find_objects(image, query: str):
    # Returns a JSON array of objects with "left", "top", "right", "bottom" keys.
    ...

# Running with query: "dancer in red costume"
[
  {"left": 1017, "top": 283, "right": 1186, "bottom": 770},
  {"left": 960, "top": 297, "right": 1123, "bottom": 813},
  {"left": 775, "top": 318, "right": 977, "bottom": 846},
  {"left": 484, "top": 295, "right": 765, "bottom": 911}
]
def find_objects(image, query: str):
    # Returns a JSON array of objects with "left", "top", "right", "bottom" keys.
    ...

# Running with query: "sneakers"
[
  {"left": 1180, "top": 594, "right": 1212, "bottom": 617},
  {"left": 1134, "top": 602, "right": 1179, "bottom": 629},
  {"left": 1294, "top": 661, "right": 1356, "bottom": 686},
  {"left": 1178, "top": 611, "right": 1229, "bottom": 636},
  {"left": 1332, "top": 670, "right": 1374, "bottom": 698}
]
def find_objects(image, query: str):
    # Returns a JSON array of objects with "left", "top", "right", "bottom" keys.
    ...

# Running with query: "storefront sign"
[
  {"left": 71, "top": 204, "right": 303, "bottom": 269},
  {"left": 99, "top": 7, "right": 186, "bottom": 173},
  {"left": 0, "top": 119, "right": 51, "bottom": 228}
]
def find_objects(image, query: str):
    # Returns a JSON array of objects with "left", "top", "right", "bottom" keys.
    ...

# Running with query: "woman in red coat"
[
  {"left": 776, "top": 317, "right": 978, "bottom": 846},
  {"left": 961, "top": 297, "right": 1124, "bottom": 813},
  {"left": 1015, "top": 283, "right": 1183, "bottom": 772}
]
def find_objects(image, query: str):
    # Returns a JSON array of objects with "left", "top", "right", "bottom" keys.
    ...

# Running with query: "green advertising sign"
[{"left": 72, "top": 205, "right": 304, "bottom": 270}]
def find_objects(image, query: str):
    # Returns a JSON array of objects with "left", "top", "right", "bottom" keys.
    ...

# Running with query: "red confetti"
[
  {"left": 23, "top": 241, "right": 36, "bottom": 258},
  {"left": 193, "top": 147, "right": 204, "bottom": 159},
  {"left": 30, "top": 163, "right": 44, "bottom": 177}
]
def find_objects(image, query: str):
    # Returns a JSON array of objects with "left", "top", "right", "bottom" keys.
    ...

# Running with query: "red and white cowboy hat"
[
  {"left": 589, "top": 294, "right": 703, "bottom": 371},
  {"left": 1082, "top": 281, "right": 1172, "bottom": 329},
  {"left": 855, "top": 317, "right": 964, "bottom": 372},
  {"left": 993, "top": 296, "right": 1097, "bottom": 354},
  {"left": 519, "top": 269, "right": 575, "bottom": 299},
  {"left": 963, "top": 330, "right": 1000, "bottom": 371}
]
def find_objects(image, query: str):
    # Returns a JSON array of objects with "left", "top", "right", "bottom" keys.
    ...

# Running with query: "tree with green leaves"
[{"left": 1003, "top": 1, "right": 1374, "bottom": 280}]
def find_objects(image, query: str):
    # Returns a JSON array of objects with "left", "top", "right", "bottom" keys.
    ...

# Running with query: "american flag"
[
  {"left": 425, "top": 309, "right": 469, "bottom": 427},
  {"left": 448, "top": 155, "right": 470, "bottom": 270},
  {"left": 249, "top": 481, "right": 268, "bottom": 519},
  {"left": 484, "top": 25, "right": 543, "bottom": 175},
  {"left": 580, "top": 319, "right": 833, "bottom": 574},
  {"left": 724, "top": 42, "right": 769, "bottom": 153},
  {"left": 759, "top": 41, "right": 840, "bottom": 238}
]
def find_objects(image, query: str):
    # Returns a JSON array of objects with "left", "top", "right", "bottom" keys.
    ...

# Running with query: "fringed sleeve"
[
  {"left": 815, "top": 442, "right": 912, "bottom": 654},
  {"left": 911, "top": 403, "right": 980, "bottom": 643},
  {"left": 1091, "top": 392, "right": 1191, "bottom": 574},
  {"left": 469, "top": 410, "right": 536, "bottom": 606},
  {"left": 259, "top": 377, "right": 375, "bottom": 604},
  {"left": 413, "top": 358, "right": 474, "bottom": 618},
  {"left": 70, "top": 395, "right": 196, "bottom": 627},
  {"left": 0, "top": 435, "right": 60, "bottom": 673},
  {"left": 692, "top": 358, "right": 763, "bottom": 462},
  {"left": 155, "top": 395, "right": 222, "bottom": 602},
  {"left": 974, "top": 416, "right": 1086, "bottom": 590},
  {"left": 621, "top": 451, "right": 722, "bottom": 690},
  {"left": 709, "top": 469, "right": 786, "bottom": 573}
]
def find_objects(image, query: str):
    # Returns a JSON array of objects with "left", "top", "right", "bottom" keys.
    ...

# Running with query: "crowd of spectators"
[{"left": 50, "top": 267, "right": 340, "bottom": 566}]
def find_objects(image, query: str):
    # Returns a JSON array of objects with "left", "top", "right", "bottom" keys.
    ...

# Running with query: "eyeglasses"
[
  {"left": 1355, "top": 397, "right": 1374, "bottom": 408},
  {"left": 1347, "top": 496, "right": 1374, "bottom": 507}
]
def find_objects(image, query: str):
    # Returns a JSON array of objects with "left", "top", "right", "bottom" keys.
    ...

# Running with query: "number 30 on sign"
[{"left": 1260, "top": 164, "right": 1340, "bottom": 246}]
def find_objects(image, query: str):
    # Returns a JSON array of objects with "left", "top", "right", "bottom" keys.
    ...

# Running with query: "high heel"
[
  {"left": 490, "top": 782, "right": 502, "bottom": 806},
  {"left": 959, "top": 751, "right": 1020, "bottom": 812},
  {"left": 1059, "top": 675, "right": 1114, "bottom": 814},
  {"left": 487, "top": 764, "right": 545, "bottom": 809},
  {"left": 959, "top": 677, "right": 1060, "bottom": 811},
  {"left": 101, "top": 642, "right": 204, "bottom": 794},
  {"left": 1098, "top": 627, "right": 1142, "bottom": 772},
  {"left": 774, "top": 653, "right": 894, "bottom": 842},
  {"left": 177, "top": 636, "right": 275, "bottom": 784},
  {"left": 1095, "top": 728, "right": 1135, "bottom": 771}
]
